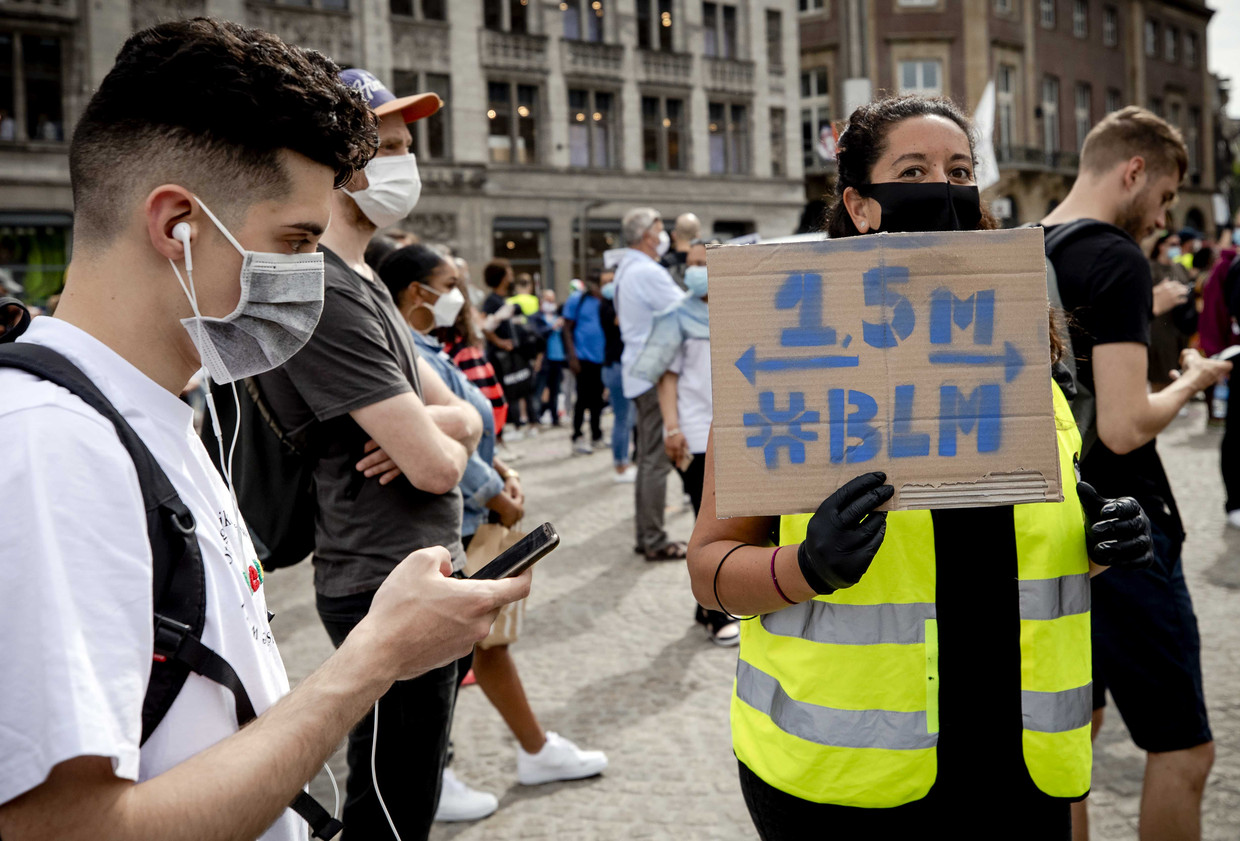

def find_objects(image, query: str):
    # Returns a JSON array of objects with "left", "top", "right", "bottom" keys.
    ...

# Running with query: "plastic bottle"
[{"left": 1213, "top": 378, "right": 1229, "bottom": 421}]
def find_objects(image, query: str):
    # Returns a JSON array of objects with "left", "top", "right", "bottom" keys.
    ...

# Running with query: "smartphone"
[
  {"left": 1212, "top": 345, "right": 1240, "bottom": 362},
  {"left": 468, "top": 522, "right": 559, "bottom": 580}
]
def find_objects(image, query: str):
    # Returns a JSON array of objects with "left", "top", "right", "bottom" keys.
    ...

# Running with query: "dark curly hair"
[
  {"left": 824, "top": 95, "right": 996, "bottom": 238},
  {"left": 70, "top": 17, "right": 378, "bottom": 247}
]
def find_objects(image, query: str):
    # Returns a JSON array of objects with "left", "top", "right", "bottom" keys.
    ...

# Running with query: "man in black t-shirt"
[{"left": 1043, "top": 107, "right": 1230, "bottom": 840}]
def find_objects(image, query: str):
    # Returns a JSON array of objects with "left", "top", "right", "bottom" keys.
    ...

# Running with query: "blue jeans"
[{"left": 602, "top": 362, "right": 633, "bottom": 467}]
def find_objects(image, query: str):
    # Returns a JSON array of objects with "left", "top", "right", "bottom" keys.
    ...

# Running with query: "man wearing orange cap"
[{"left": 257, "top": 69, "right": 488, "bottom": 840}]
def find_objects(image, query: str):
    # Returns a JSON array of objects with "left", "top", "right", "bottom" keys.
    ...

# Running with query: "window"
[
  {"left": 708, "top": 101, "right": 749, "bottom": 175},
  {"left": 1149, "top": 97, "right": 1162, "bottom": 118},
  {"left": 1187, "top": 107, "right": 1201, "bottom": 174},
  {"left": 1144, "top": 20, "right": 1156, "bottom": 57},
  {"left": 997, "top": 63, "right": 1016, "bottom": 158},
  {"left": 1073, "top": 0, "right": 1087, "bottom": 38},
  {"left": 1185, "top": 32, "right": 1198, "bottom": 67},
  {"left": 1103, "top": 6, "right": 1117, "bottom": 46},
  {"left": 703, "top": 3, "right": 738, "bottom": 59},
  {"left": 1040, "top": 0, "right": 1055, "bottom": 28},
  {"left": 641, "top": 95, "right": 684, "bottom": 171},
  {"left": 487, "top": 81, "right": 539, "bottom": 163},
  {"left": 801, "top": 66, "right": 831, "bottom": 170},
  {"left": 766, "top": 9, "right": 783, "bottom": 70},
  {"left": 567, "top": 89, "right": 613, "bottom": 168},
  {"left": 636, "top": 0, "right": 674, "bottom": 51},
  {"left": 798, "top": 0, "right": 825, "bottom": 11},
  {"left": 562, "top": 0, "right": 604, "bottom": 42},
  {"left": 1105, "top": 87, "right": 1121, "bottom": 113},
  {"left": 1042, "top": 75, "right": 1060, "bottom": 154},
  {"left": 898, "top": 0, "right": 938, "bottom": 6},
  {"left": 898, "top": 60, "right": 941, "bottom": 96},
  {"left": 770, "top": 107, "right": 786, "bottom": 177},
  {"left": 393, "top": 71, "right": 452, "bottom": 160},
  {"left": 484, "top": 0, "right": 529, "bottom": 33},
  {"left": 995, "top": 0, "right": 1013, "bottom": 13},
  {"left": 389, "top": 0, "right": 445, "bottom": 18},
  {"left": 493, "top": 219, "right": 549, "bottom": 286},
  {"left": 0, "top": 33, "right": 65, "bottom": 143},
  {"left": 1074, "top": 83, "right": 1091, "bottom": 151},
  {"left": 1169, "top": 101, "right": 1181, "bottom": 128},
  {"left": 1165, "top": 26, "right": 1177, "bottom": 62}
]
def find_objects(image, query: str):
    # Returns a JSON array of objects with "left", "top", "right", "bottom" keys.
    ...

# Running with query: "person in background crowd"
[
  {"left": 0, "top": 20, "right": 527, "bottom": 841},
  {"left": 482, "top": 259, "right": 536, "bottom": 440},
  {"left": 617, "top": 208, "right": 688, "bottom": 561},
  {"left": 1043, "top": 106, "right": 1230, "bottom": 841},
  {"left": 563, "top": 270, "right": 607, "bottom": 455},
  {"left": 1200, "top": 222, "right": 1240, "bottom": 519},
  {"left": 1191, "top": 245, "right": 1217, "bottom": 290},
  {"left": 507, "top": 273, "right": 539, "bottom": 316},
  {"left": 257, "top": 66, "right": 492, "bottom": 840},
  {"left": 632, "top": 240, "right": 737, "bottom": 646},
  {"left": 505, "top": 272, "right": 543, "bottom": 433},
  {"left": 378, "top": 245, "right": 608, "bottom": 821},
  {"left": 536, "top": 288, "right": 566, "bottom": 427},
  {"left": 1147, "top": 231, "right": 1197, "bottom": 391},
  {"left": 599, "top": 268, "right": 635, "bottom": 483},
  {"left": 662, "top": 212, "right": 701, "bottom": 288},
  {"left": 689, "top": 94, "right": 1154, "bottom": 839},
  {"left": 1176, "top": 226, "right": 1204, "bottom": 272},
  {"left": 441, "top": 265, "right": 509, "bottom": 445}
]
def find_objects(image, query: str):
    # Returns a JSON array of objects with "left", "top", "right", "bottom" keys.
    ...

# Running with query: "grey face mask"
[{"left": 171, "top": 197, "right": 325, "bottom": 384}]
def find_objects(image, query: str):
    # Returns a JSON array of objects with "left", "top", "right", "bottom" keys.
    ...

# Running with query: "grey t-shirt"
[{"left": 259, "top": 246, "right": 465, "bottom": 597}]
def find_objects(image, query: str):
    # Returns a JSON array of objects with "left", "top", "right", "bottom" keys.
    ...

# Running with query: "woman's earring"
[{"left": 858, "top": 220, "right": 868, "bottom": 231}]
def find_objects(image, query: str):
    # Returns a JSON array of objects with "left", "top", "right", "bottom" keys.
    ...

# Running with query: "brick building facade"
[{"left": 799, "top": 0, "right": 1218, "bottom": 233}]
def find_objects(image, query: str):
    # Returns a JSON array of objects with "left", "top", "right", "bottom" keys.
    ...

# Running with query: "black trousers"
[
  {"left": 572, "top": 360, "right": 604, "bottom": 441},
  {"left": 317, "top": 588, "right": 473, "bottom": 841},
  {"left": 1224, "top": 379, "right": 1240, "bottom": 512}
]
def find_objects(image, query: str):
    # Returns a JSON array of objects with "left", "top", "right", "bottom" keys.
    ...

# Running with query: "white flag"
[{"left": 973, "top": 80, "right": 1000, "bottom": 192}]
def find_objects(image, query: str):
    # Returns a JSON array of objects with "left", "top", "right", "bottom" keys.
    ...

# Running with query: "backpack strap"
[{"left": 0, "top": 344, "right": 342, "bottom": 840}]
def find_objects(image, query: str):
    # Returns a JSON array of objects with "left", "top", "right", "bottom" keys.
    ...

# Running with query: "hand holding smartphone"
[{"left": 468, "top": 522, "right": 560, "bottom": 580}]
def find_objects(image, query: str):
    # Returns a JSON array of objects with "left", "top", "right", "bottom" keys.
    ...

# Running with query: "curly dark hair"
[
  {"left": 70, "top": 17, "right": 378, "bottom": 247},
  {"left": 824, "top": 95, "right": 996, "bottom": 238}
]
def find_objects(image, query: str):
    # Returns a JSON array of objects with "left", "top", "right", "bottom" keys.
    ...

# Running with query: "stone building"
[
  {"left": 798, "top": 0, "right": 1219, "bottom": 232},
  {"left": 0, "top": 0, "right": 804, "bottom": 299}
]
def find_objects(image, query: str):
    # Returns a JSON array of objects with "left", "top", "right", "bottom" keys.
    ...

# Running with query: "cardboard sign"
[{"left": 708, "top": 228, "right": 1062, "bottom": 517}]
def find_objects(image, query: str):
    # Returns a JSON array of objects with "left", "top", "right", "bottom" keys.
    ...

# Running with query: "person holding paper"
[{"left": 686, "top": 95, "right": 1155, "bottom": 839}]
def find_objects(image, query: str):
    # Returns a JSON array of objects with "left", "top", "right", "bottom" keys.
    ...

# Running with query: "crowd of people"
[{"left": 0, "top": 16, "right": 1236, "bottom": 841}]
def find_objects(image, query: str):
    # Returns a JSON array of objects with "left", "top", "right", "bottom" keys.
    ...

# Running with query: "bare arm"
[
  {"left": 351, "top": 392, "right": 468, "bottom": 495},
  {"left": 1093, "top": 343, "right": 1230, "bottom": 454},
  {"left": 416, "top": 356, "right": 483, "bottom": 453},
  {"left": 657, "top": 371, "right": 689, "bottom": 466},
  {"left": 686, "top": 427, "right": 818, "bottom": 615},
  {"left": 0, "top": 549, "right": 531, "bottom": 841},
  {"left": 561, "top": 319, "right": 580, "bottom": 373}
]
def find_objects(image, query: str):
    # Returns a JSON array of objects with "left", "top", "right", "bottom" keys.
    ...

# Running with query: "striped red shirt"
[{"left": 447, "top": 341, "right": 508, "bottom": 433}]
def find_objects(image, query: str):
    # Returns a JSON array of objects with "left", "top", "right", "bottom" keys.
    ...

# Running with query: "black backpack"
[
  {"left": 198, "top": 376, "right": 318, "bottom": 570},
  {"left": 0, "top": 314, "right": 341, "bottom": 839}
]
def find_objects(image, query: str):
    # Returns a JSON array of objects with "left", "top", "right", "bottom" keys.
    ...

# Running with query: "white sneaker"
[
  {"left": 517, "top": 732, "right": 608, "bottom": 785},
  {"left": 434, "top": 768, "right": 498, "bottom": 822},
  {"left": 1227, "top": 510, "right": 1240, "bottom": 530},
  {"left": 612, "top": 466, "right": 637, "bottom": 484},
  {"left": 505, "top": 427, "right": 526, "bottom": 442},
  {"left": 572, "top": 440, "right": 593, "bottom": 455}
]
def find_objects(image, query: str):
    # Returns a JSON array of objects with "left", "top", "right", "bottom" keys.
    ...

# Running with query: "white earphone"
[{"left": 172, "top": 222, "right": 193, "bottom": 271}]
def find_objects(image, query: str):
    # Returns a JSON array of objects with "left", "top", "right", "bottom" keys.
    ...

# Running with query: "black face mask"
[{"left": 859, "top": 182, "right": 982, "bottom": 234}]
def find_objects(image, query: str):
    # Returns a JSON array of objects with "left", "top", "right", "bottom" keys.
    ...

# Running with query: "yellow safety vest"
[{"left": 731, "top": 382, "right": 1092, "bottom": 807}]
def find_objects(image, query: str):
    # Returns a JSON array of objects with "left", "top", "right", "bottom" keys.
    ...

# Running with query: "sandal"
[{"left": 644, "top": 541, "right": 688, "bottom": 561}]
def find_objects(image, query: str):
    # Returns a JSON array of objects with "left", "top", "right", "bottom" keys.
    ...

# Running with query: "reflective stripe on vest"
[
  {"left": 736, "top": 660, "right": 937, "bottom": 750},
  {"left": 732, "top": 381, "right": 1092, "bottom": 807}
]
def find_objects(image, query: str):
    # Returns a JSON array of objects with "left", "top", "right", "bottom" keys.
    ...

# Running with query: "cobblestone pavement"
[{"left": 265, "top": 403, "right": 1240, "bottom": 840}]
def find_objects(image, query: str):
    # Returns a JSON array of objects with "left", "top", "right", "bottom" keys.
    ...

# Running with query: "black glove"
[
  {"left": 797, "top": 472, "right": 894, "bottom": 595},
  {"left": 1078, "top": 481, "right": 1155, "bottom": 570}
]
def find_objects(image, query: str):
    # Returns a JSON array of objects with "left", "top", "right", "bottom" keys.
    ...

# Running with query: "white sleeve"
[{"left": 0, "top": 399, "right": 153, "bottom": 806}]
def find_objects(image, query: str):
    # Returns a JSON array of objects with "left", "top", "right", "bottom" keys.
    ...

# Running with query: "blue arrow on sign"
[
  {"left": 735, "top": 346, "right": 861, "bottom": 386},
  {"left": 928, "top": 341, "right": 1025, "bottom": 383}
]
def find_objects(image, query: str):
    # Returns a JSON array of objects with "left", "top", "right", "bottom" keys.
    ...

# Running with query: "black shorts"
[{"left": 1091, "top": 521, "right": 1212, "bottom": 753}]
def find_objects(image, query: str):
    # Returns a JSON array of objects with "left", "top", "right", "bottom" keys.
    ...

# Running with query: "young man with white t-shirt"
[{"left": 0, "top": 19, "right": 528, "bottom": 841}]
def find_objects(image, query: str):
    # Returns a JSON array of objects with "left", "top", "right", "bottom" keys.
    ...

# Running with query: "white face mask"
[
  {"left": 418, "top": 283, "right": 465, "bottom": 328},
  {"left": 656, "top": 229, "right": 671, "bottom": 257},
  {"left": 344, "top": 153, "right": 422, "bottom": 228},
  {"left": 171, "top": 198, "right": 325, "bottom": 386}
]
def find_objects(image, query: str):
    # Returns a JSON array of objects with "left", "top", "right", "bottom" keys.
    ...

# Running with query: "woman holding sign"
[{"left": 686, "top": 95, "right": 1155, "bottom": 839}]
